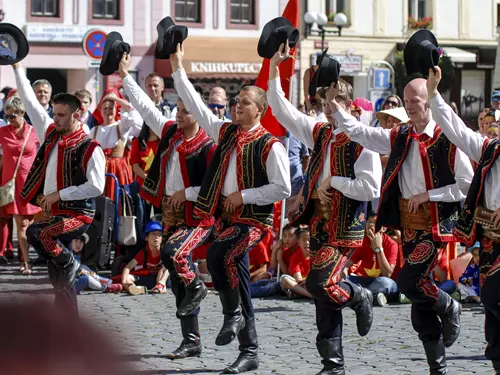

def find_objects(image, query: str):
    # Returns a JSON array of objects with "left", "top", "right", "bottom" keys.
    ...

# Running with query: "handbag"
[
  {"left": 118, "top": 192, "right": 137, "bottom": 246},
  {"left": 399, "top": 198, "right": 432, "bottom": 231},
  {"left": 0, "top": 127, "right": 32, "bottom": 208}
]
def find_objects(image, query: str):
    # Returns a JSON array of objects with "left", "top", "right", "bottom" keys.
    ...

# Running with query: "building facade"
[
  {"left": 301, "top": 0, "right": 499, "bottom": 121},
  {"left": 0, "top": 0, "right": 285, "bottom": 109}
]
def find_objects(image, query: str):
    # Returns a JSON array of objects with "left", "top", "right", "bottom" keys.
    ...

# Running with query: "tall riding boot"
[
  {"left": 433, "top": 291, "right": 461, "bottom": 347},
  {"left": 492, "top": 360, "right": 500, "bottom": 374},
  {"left": 167, "top": 315, "right": 202, "bottom": 360},
  {"left": 215, "top": 288, "right": 246, "bottom": 346},
  {"left": 315, "top": 338, "right": 345, "bottom": 375},
  {"left": 52, "top": 248, "right": 81, "bottom": 290},
  {"left": 177, "top": 275, "right": 208, "bottom": 317},
  {"left": 423, "top": 338, "right": 448, "bottom": 375},
  {"left": 222, "top": 317, "right": 258, "bottom": 374},
  {"left": 345, "top": 280, "right": 373, "bottom": 336},
  {"left": 47, "top": 260, "right": 59, "bottom": 288}
]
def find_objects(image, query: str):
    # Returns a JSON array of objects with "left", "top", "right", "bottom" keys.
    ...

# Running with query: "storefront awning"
[
  {"left": 442, "top": 47, "right": 477, "bottom": 64},
  {"left": 155, "top": 36, "right": 263, "bottom": 78}
]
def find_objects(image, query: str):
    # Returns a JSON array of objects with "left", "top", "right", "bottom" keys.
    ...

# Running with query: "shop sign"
[
  {"left": 190, "top": 62, "right": 262, "bottom": 74},
  {"left": 25, "top": 25, "right": 88, "bottom": 43},
  {"left": 310, "top": 53, "right": 363, "bottom": 73}
]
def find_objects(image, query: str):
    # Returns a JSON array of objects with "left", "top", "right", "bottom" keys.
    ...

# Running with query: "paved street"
[{"left": 0, "top": 260, "right": 491, "bottom": 375}]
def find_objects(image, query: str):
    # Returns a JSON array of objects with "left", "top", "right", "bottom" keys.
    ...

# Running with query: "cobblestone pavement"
[{"left": 0, "top": 261, "right": 491, "bottom": 375}]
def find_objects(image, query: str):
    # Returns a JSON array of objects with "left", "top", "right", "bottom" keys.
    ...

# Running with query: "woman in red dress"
[
  {"left": 91, "top": 89, "right": 143, "bottom": 199},
  {"left": 0, "top": 97, "right": 41, "bottom": 274}
]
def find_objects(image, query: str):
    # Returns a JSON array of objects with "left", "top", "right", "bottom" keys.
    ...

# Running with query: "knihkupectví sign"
[{"left": 82, "top": 29, "right": 107, "bottom": 60}]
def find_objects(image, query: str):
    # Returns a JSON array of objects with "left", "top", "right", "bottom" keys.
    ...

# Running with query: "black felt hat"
[
  {"left": 404, "top": 30, "right": 441, "bottom": 77},
  {"left": 155, "top": 16, "right": 188, "bottom": 59},
  {"left": 99, "top": 31, "right": 130, "bottom": 76},
  {"left": 257, "top": 17, "right": 299, "bottom": 59},
  {"left": 0, "top": 23, "right": 29, "bottom": 65},
  {"left": 308, "top": 49, "right": 341, "bottom": 97}
]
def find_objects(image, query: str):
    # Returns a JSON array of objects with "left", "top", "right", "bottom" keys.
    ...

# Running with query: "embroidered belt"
[
  {"left": 162, "top": 195, "right": 185, "bottom": 227},
  {"left": 474, "top": 206, "right": 500, "bottom": 241},
  {"left": 399, "top": 198, "right": 431, "bottom": 231},
  {"left": 218, "top": 196, "right": 233, "bottom": 221},
  {"left": 311, "top": 190, "right": 332, "bottom": 221}
]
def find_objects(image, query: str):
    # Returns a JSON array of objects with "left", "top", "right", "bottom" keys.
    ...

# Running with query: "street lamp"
[{"left": 304, "top": 11, "right": 348, "bottom": 51}]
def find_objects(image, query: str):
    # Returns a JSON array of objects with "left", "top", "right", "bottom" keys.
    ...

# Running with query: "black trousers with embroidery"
[
  {"left": 305, "top": 217, "right": 356, "bottom": 342},
  {"left": 206, "top": 221, "right": 265, "bottom": 319},
  {"left": 397, "top": 229, "right": 450, "bottom": 343},
  {"left": 478, "top": 237, "right": 500, "bottom": 365}
]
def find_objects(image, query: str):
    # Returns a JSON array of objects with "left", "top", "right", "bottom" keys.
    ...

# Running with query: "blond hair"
[
  {"left": 317, "top": 78, "right": 353, "bottom": 105},
  {"left": 240, "top": 86, "right": 268, "bottom": 117}
]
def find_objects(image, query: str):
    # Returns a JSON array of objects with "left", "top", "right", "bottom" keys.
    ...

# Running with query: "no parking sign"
[{"left": 82, "top": 29, "right": 107, "bottom": 60}]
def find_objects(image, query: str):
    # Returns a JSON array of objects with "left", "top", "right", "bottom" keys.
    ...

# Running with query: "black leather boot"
[
  {"left": 492, "top": 359, "right": 500, "bottom": 374},
  {"left": 167, "top": 315, "right": 202, "bottom": 360},
  {"left": 52, "top": 248, "right": 80, "bottom": 290},
  {"left": 47, "top": 260, "right": 59, "bottom": 288},
  {"left": 177, "top": 276, "right": 208, "bottom": 317},
  {"left": 222, "top": 317, "right": 258, "bottom": 374},
  {"left": 215, "top": 288, "right": 246, "bottom": 346},
  {"left": 345, "top": 280, "right": 373, "bottom": 336},
  {"left": 423, "top": 338, "right": 448, "bottom": 375},
  {"left": 315, "top": 338, "right": 345, "bottom": 375},
  {"left": 433, "top": 292, "right": 461, "bottom": 348}
]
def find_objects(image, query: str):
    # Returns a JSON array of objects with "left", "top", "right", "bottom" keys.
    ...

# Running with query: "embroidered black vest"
[
  {"left": 290, "top": 123, "right": 367, "bottom": 247},
  {"left": 140, "top": 122, "right": 216, "bottom": 226},
  {"left": 194, "top": 123, "right": 279, "bottom": 231},
  {"left": 20, "top": 125, "right": 99, "bottom": 224},
  {"left": 455, "top": 139, "right": 500, "bottom": 245},
  {"left": 377, "top": 124, "right": 460, "bottom": 242}
]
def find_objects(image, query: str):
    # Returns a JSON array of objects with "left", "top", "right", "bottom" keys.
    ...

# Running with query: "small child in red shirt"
[{"left": 121, "top": 221, "right": 169, "bottom": 295}]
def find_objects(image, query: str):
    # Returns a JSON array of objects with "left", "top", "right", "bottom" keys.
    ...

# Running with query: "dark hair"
[
  {"left": 51, "top": 93, "right": 82, "bottom": 113},
  {"left": 229, "top": 96, "right": 238, "bottom": 108},
  {"left": 283, "top": 224, "right": 298, "bottom": 237},
  {"left": 367, "top": 210, "right": 377, "bottom": 220}
]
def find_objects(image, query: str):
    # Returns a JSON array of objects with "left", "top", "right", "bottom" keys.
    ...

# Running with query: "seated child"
[
  {"left": 121, "top": 221, "right": 169, "bottom": 295},
  {"left": 458, "top": 243, "right": 481, "bottom": 303},
  {"left": 72, "top": 234, "right": 122, "bottom": 294},
  {"left": 433, "top": 248, "right": 459, "bottom": 300},
  {"left": 280, "top": 227, "right": 312, "bottom": 299},
  {"left": 249, "top": 237, "right": 271, "bottom": 282}
]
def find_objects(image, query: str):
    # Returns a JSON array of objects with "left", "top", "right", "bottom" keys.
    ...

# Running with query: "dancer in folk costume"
[
  {"left": 171, "top": 40, "right": 291, "bottom": 372},
  {"left": 332, "top": 30, "right": 473, "bottom": 374},
  {"left": 118, "top": 47, "right": 216, "bottom": 360},
  {"left": 268, "top": 44, "right": 382, "bottom": 375},
  {"left": 428, "top": 65, "right": 500, "bottom": 374},
  {"left": 13, "top": 59, "right": 105, "bottom": 313},
  {"left": 91, "top": 88, "right": 143, "bottom": 199}
]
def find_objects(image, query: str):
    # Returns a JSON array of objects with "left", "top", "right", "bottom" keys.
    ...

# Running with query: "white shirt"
[
  {"left": 14, "top": 66, "right": 106, "bottom": 200},
  {"left": 332, "top": 107, "right": 473, "bottom": 202},
  {"left": 267, "top": 78, "right": 382, "bottom": 201},
  {"left": 431, "top": 94, "right": 500, "bottom": 210},
  {"left": 91, "top": 110, "right": 142, "bottom": 149},
  {"left": 172, "top": 69, "right": 291, "bottom": 205},
  {"left": 122, "top": 75, "right": 199, "bottom": 201}
]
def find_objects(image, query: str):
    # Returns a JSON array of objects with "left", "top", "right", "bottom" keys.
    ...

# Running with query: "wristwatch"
[{"left": 374, "top": 247, "right": 382, "bottom": 254}]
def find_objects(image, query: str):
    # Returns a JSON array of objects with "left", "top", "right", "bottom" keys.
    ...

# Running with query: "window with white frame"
[
  {"left": 408, "top": 0, "right": 429, "bottom": 19},
  {"left": 230, "top": 0, "right": 255, "bottom": 24},
  {"left": 31, "top": 0, "right": 59, "bottom": 17},
  {"left": 92, "top": 0, "right": 119, "bottom": 19},
  {"left": 175, "top": 0, "right": 201, "bottom": 23}
]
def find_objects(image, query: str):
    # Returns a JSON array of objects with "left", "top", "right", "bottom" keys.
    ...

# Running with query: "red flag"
[{"left": 254, "top": 0, "right": 299, "bottom": 137}]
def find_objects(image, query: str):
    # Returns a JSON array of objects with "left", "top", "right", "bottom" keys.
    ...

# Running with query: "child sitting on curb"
[
  {"left": 72, "top": 234, "right": 122, "bottom": 294},
  {"left": 121, "top": 221, "right": 169, "bottom": 295},
  {"left": 458, "top": 242, "right": 481, "bottom": 303}
]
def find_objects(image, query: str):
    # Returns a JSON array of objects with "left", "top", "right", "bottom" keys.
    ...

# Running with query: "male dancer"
[
  {"left": 118, "top": 54, "right": 216, "bottom": 359},
  {"left": 13, "top": 62, "right": 105, "bottom": 313},
  {"left": 171, "top": 44, "right": 291, "bottom": 374},
  {"left": 331, "top": 78, "right": 473, "bottom": 372},
  {"left": 268, "top": 45, "right": 382, "bottom": 375},
  {"left": 427, "top": 66, "right": 500, "bottom": 374}
]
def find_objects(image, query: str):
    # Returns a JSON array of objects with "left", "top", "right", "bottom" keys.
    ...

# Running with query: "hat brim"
[
  {"left": 404, "top": 29, "right": 439, "bottom": 77},
  {"left": 257, "top": 17, "right": 299, "bottom": 59},
  {"left": 155, "top": 16, "right": 188, "bottom": 59},
  {"left": 0, "top": 23, "right": 29, "bottom": 65},
  {"left": 99, "top": 31, "right": 130, "bottom": 76},
  {"left": 308, "top": 49, "right": 329, "bottom": 98}
]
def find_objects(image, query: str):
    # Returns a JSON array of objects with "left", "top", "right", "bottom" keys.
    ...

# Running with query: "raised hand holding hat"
[
  {"left": 155, "top": 16, "right": 188, "bottom": 59},
  {"left": 0, "top": 23, "right": 29, "bottom": 65},
  {"left": 258, "top": 17, "right": 299, "bottom": 59},
  {"left": 99, "top": 31, "right": 130, "bottom": 76}
]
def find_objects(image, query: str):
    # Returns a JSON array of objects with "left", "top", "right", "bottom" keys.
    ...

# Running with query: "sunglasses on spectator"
[
  {"left": 492, "top": 96, "right": 500, "bottom": 102},
  {"left": 4, "top": 113, "right": 18, "bottom": 120},
  {"left": 209, "top": 103, "right": 225, "bottom": 110},
  {"left": 385, "top": 100, "right": 399, "bottom": 107}
]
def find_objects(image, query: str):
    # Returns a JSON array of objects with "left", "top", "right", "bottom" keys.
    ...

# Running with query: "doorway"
[{"left": 26, "top": 69, "right": 67, "bottom": 96}]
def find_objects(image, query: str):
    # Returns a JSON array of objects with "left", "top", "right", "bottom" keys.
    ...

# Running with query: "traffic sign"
[
  {"left": 370, "top": 90, "right": 392, "bottom": 112},
  {"left": 373, "top": 68, "right": 391, "bottom": 90},
  {"left": 82, "top": 29, "right": 107, "bottom": 60}
]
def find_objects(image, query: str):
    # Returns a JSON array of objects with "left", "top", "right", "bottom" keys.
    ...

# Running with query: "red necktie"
[{"left": 410, "top": 132, "right": 429, "bottom": 142}]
